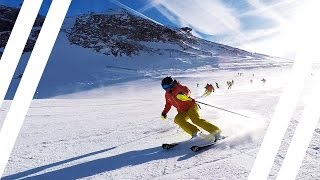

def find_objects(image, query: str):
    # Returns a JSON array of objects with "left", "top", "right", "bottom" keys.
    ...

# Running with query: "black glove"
[{"left": 161, "top": 113, "right": 167, "bottom": 120}]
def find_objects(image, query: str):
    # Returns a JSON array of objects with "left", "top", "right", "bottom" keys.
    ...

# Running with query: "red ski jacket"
[{"left": 162, "top": 82, "right": 196, "bottom": 114}]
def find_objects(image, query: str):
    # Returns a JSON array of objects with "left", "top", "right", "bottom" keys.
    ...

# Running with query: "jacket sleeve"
[{"left": 162, "top": 94, "right": 172, "bottom": 115}]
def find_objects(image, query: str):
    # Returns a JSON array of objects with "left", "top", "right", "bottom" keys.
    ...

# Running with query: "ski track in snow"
[{"left": 1, "top": 64, "right": 320, "bottom": 179}]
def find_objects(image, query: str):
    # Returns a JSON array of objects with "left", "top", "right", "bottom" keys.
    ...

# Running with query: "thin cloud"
[
  {"left": 141, "top": 0, "right": 305, "bottom": 58},
  {"left": 150, "top": 0, "right": 241, "bottom": 35},
  {"left": 221, "top": 27, "right": 281, "bottom": 47},
  {"left": 241, "top": 0, "right": 301, "bottom": 25},
  {"left": 138, "top": 0, "right": 160, "bottom": 13},
  {"left": 147, "top": 0, "right": 260, "bottom": 51},
  {"left": 220, "top": 0, "right": 303, "bottom": 58},
  {"left": 240, "top": 0, "right": 300, "bottom": 18},
  {"left": 109, "top": 0, "right": 163, "bottom": 25}
]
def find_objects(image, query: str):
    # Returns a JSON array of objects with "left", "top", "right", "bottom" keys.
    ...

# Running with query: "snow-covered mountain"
[
  {"left": 64, "top": 8, "right": 263, "bottom": 59},
  {"left": 2, "top": 6, "right": 290, "bottom": 100},
  {"left": 0, "top": 5, "right": 44, "bottom": 55}
]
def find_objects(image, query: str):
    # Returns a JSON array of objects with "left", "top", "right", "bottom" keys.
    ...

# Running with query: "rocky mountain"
[
  {"left": 1, "top": 5, "right": 287, "bottom": 99},
  {"left": 0, "top": 5, "right": 44, "bottom": 57},
  {"left": 0, "top": 5, "right": 270, "bottom": 61},
  {"left": 64, "top": 8, "right": 266, "bottom": 59}
]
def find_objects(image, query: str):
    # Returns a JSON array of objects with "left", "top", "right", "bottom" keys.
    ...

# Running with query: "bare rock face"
[
  {"left": 0, "top": 6, "right": 265, "bottom": 59},
  {"left": 65, "top": 9, "right": 198, "bottom": 57},
  {"left": 64, "top": 8, "right": 261, "bottom": 59},
  {"left": 0, "top": 5, "right": 44, "bottom": 57}
]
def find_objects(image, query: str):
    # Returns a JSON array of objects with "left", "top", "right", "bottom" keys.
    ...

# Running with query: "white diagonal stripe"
[
  {"left": 248, "top": 1, "right": 318, "bottom": 178},
  {"left": 249, "top": 60, "right": 312, "bottom": 180},
  {"left": 0, "top": 0, "right": 43, "bottom": 108},
  {"left": 276, "top": 76, "right": 320, "bottom": 180},
  {"left": 276, "top": 1, "right": 320, "bottom": 178},
  {"left": 247, "top": 50, "right": 312, "bottom": 180},
  {"left": 0, "top": 0, "right": 71, "bottom": 178}
]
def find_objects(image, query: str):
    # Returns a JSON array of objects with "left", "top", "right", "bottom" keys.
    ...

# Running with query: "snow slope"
[
  {"left": 7, "top": 29, "right": 287, "bottom": 100},
  {"left": 1, "top": 64, "right": 320, "bottom": 179}
]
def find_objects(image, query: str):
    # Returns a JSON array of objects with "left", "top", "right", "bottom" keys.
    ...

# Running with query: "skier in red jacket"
[{"left": 161, "top": 76, "right": 221, "bottom": 140}]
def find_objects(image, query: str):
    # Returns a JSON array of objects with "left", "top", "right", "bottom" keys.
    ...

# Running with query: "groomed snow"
[
  {"left": 1, "top": 26, "right": 320, "bottom": 179},
  {"left": 1, "top": 64, "right": 320, "bottom": 179}
]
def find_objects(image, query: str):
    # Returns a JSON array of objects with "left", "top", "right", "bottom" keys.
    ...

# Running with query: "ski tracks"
[
  {"left": 154, "top": 147, "right": 251, "bottom": 179},
  {"left": 153, "top": 135, "right": 259, "bottom": 179}
]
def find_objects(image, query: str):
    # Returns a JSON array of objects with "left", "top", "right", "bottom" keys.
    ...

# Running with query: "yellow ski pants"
[{"left": 174, "top": 105, "right": 220, "bottom": 136}]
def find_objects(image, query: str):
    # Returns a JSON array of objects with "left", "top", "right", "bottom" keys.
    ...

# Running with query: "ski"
[
  {"left": 163, "top": 136, "right": 228, "bottom": 151},
  {"left": 190, "top": 142, "right": 216, "bottom": 152},
  {"left": 190, "top": 136, "right": 228, "bottom": 152},
  {"left": 162, "top": 143, "right": 179, "bottom": 149}
]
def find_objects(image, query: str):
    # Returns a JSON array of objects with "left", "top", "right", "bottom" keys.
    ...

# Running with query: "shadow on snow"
[{"left": 3, "top": 144, "right": 205, "bottom": 179}]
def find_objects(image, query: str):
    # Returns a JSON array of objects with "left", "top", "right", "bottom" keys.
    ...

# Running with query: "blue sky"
[{"left": 0, "top": 0, "right": 316, "bottom": 59}]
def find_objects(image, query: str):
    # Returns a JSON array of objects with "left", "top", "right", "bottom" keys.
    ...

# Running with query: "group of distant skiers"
[
  {"left": 196, "top": 72, "right": 268, "bottom": 92},
  {"left": 197, "top": 80, "right": 233, "bottom": 90},
  {"left": 238, "top": 72, "right": 267, "bottom": 84}
]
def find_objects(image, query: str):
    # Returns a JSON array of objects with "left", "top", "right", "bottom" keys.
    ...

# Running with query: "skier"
[
  {"left": 160, "top": 76, "right": 221, "bottom": 140},
  {"left": 202, "top": 83, "right": 214, "bottom": 97},
  {"left": 215, "top": 82, "right": 219, "bottom": 88},
  {"left": 205, "top": 83, "right": 214, "bottom": 92},
  {"left": 227, "top": 80, "right": 234, "bottom": 89},
  {"left": 227, "top": 81, "right": 232, "bottom": 89}
]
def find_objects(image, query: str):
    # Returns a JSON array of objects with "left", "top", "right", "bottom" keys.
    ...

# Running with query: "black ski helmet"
[
  {"left": 161, "top": 76, "right": 173, "bottom": 86},
  {"left": 161, "top": 76, "right": 175, "bottom": 90}
]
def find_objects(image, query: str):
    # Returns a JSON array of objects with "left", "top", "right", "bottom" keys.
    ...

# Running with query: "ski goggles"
[{"left": 162, "top": 82, "right": 173, "bottom": 90}]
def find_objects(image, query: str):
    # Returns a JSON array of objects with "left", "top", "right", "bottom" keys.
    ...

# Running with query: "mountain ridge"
[
  {"left": 0, "top": 5, "right": 44, "bottom": 55},
  {"left": 0, "top": 5, "right": 271, "bottom": 60},
  {"left": 64, "top": 8, "right": 270, "bottom": 59},
  {"left": 0, "top": 5, "right": 290, "bottom": 99}
]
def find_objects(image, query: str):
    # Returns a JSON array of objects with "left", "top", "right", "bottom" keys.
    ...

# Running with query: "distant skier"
[
  {"left": 261, "top": 78, "right": 266, "bottom": 84},
  {"left": 202, "top": 83, "right": 214, "bottom": 97},
  {"left": 160, "top": 76, "right": 221, "bottom": 139},
  {"left": 215, "top": 82, "right": 219, "bottom": 88},
  {"left": 227, "top": 80, "right": 233, "bottom": 89}
]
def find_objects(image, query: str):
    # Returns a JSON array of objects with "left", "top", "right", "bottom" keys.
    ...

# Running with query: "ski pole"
[{"left": 195, "top": 100, "right": 250, "bottom": 118}]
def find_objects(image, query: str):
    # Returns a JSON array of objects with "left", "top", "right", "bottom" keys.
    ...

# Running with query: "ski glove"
[
  {"left": 161, "top": 113, "right": 167, "bottom": 120},
  {"left": 176, "top": 93, "right": 192, "bottom": 101}
]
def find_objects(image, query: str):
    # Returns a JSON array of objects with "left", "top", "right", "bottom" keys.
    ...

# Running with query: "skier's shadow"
[{"left": 2, "top": 145, "right": 199, "bottom": 179}]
